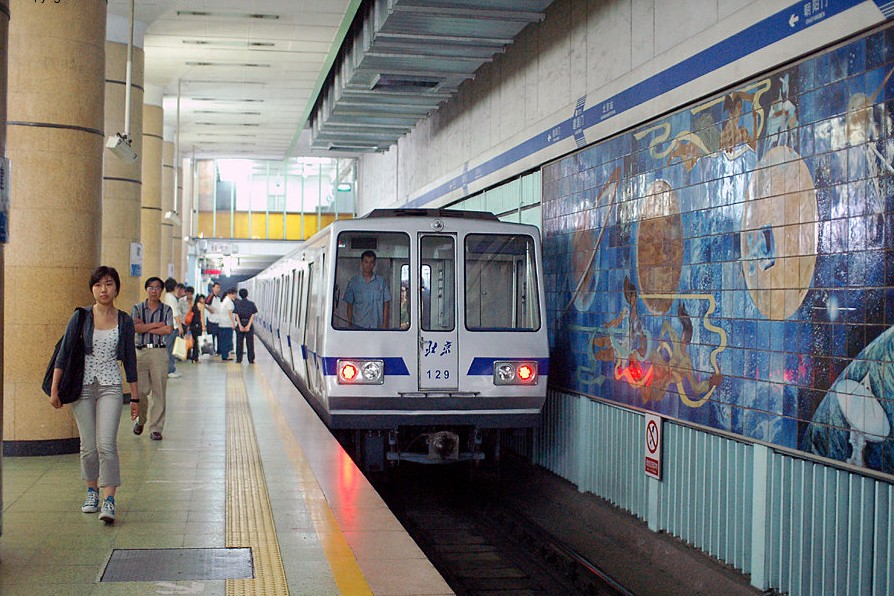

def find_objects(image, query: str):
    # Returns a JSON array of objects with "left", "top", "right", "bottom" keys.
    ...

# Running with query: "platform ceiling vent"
[{"left": 309, "top": 0, "right": 555, "bottom": 152}]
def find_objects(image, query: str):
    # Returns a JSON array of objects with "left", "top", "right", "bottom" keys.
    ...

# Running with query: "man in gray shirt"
[{"left": 344, "top": 250, "right": 391, "bottom": 329}]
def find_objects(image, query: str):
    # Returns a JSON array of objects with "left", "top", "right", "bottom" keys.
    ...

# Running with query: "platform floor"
[{"left": 0, "top": 349, "right": 452, "bottom": 595}]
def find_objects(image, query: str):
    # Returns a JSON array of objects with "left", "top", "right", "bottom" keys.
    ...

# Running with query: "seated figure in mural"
[{"left": 802, "top": 325, "right": 894, "bottom": 474}]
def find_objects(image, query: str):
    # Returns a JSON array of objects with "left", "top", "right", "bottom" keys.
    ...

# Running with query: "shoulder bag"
[{"left": 41, "top": 307, "right": 87, "bottom": 404}]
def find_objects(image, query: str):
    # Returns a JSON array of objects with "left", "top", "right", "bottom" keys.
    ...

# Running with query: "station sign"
[{"left": 644, "top": 413, "right": 662, "bottom": 480}]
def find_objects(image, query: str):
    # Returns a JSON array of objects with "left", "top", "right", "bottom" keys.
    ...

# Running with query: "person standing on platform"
[
  {"left": 344, "top": 250, "right": 391, "bottom": 329},
  {"left": 163, "top": 277, "right": 183, "bottom": 379},
  {"left": 132, "top": 277, "right": 174, "bottom": 441},
  {"left": 50, "top": 266, "right": 139, "bottom": 524},
  {"left": 218, "top": 287, "right": 237, "bottom": 361},
  {"left": 234, "top": 288, "right": 258, "bottom": 364},
  {"left": 205, "top": 282, "right": 222, "bottom": 353},
  {"left": 187, "top": 294, "right": 206, "bottom": 362}
]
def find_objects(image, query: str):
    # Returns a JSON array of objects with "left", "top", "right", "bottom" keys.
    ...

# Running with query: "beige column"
[
  {"left": 161, "top": 138, "right": 174, "bottom": 278},
  {"left": 4, "top": 0, "right": 106, "bottom": 451},
  {"left": 173, "top": 158, "right": 184, "bottom": 280},
  {"left": 102, "top": 39, "right": 144, "bottom": 310},
  {"left": 1, "top": 0, "right": 9, "bottom": 507},
  {"left": 141, "top": 98, "right": 163, "bottom": 280}
]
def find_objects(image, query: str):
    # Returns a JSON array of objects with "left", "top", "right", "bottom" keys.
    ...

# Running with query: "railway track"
[{"left": 373, "top": 458, "right": 630, "bottom": 595}]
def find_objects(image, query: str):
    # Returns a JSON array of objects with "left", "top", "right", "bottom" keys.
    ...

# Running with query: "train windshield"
[
  {"left": 332, "top": 231, "right": 410, "bottom": 330},
  {"left": 465, "top": 234, "right": 541, "bottom": 331}
]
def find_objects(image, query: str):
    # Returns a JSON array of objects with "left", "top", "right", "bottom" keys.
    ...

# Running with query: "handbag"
[
  {"left": 184, "top": 333, "right": 195, "bottom": 351},
  {"left": 172, "top": 335, "right": 188, "bottom": 360},
  {"left": 185, "top": 309, "right": 194, "bottom": 326},
  {"left": 42, "top": 308, "right": 87, "bottom": 404},
  {"left": 199, "top": 333, "right": 215, "bottom": 356}
]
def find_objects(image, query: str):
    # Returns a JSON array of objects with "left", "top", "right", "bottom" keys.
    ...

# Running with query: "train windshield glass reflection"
[{"left": 465, "top": 234, "right": 540, "bottom": 331}]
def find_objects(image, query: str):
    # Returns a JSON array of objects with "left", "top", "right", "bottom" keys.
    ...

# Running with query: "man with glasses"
[{"left": 131, "top": 277, "right": 174, "bottom": 440}]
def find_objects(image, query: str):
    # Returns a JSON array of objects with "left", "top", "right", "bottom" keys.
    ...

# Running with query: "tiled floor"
[{"left": 0, "top": 351, "right": 452, "bottom": 595}]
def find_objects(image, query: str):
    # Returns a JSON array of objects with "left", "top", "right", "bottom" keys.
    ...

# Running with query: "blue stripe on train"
[
  {"left": 467, "top": 357, "right": 550, "bottom": 376},
  {"left": 320, "top": 356, "right": 411, "bottom": 376}
]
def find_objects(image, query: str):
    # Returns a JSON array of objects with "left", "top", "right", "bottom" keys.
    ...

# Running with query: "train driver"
[{"left": 344, "top": 250, "right": 391, "bottom": 329}]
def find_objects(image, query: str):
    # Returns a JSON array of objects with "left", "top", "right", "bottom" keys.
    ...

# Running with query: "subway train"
[{"left": 245, "top": 208, "right": 549, "bottom": 470}]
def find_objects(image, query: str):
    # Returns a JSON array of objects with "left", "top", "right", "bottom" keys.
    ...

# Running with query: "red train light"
[{"left": 340, "top": 362, "right": 357, "bottom": 381}]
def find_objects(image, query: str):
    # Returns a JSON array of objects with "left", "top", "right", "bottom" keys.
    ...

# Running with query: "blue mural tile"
[
  {"left": 866, "top": 30, "right": 894, "bottom": 70},
  {"left": 846, "top": 325, "right": 866, "bottom": 358},
  {"left": 831, "top": 323, "right": 849, "bottom": 357},
  {"left": 886, "top": 286, "right": 894, "bottom": 325}
]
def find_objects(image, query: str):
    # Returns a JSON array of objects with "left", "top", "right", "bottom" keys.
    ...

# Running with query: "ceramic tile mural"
[{"left": 542, "top": 26, "right": 894, "bottom": 475}]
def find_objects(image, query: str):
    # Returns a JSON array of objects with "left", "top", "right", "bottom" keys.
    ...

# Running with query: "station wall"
[{"left": 544, "top": 22, "right": 894, "bottom": 476}]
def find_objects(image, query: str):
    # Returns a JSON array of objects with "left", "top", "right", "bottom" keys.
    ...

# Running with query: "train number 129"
[{"left": 425, "top": 369, "right": 450, "bottom": 380}]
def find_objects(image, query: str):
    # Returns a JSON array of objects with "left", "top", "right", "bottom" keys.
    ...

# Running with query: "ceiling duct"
[{"left": 309, "top": 0, "right": 555, "bottom": 152}]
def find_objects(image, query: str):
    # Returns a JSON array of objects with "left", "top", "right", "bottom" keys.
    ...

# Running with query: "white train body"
[{"left": 246, "top": 209, "right": 548, "bottom": 467}]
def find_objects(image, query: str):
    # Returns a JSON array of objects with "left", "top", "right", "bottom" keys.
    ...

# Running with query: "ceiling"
[
  {"left": 107, "top": 0, "right": 357, "bottom": 161},
  {"left": 104, "top": 0, "right": 554, "bottom": 278},
  {"left": 107, "top": 0, "right": 554, "bottom": 161}
]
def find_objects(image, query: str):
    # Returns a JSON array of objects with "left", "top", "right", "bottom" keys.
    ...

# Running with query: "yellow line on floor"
[
  {"left": 225, "top": 366, "right": 290, "bottom": 595},
  {"left": 256, "top": 371, "right": 374, "bottom": 596}
]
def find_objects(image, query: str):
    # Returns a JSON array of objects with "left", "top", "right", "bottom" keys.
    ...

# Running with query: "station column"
[
  {"left": 141, "top": 90, "right": 163, "bottom": 280},
  {"left": 161, "top": 136, "right": 174, "bottom": 277},
  {"left": 102, "top": 20, "right": 144, "bottom": 311},
  {"left": 4, "top": 0, "right": 106, "bottom": 454},
  {"left": 1, "top": 0, "right": 10, "bottom": 518}
]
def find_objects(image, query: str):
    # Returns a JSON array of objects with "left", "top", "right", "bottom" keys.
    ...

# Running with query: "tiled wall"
[{"left": 542, "top": 25, "right": 894, "bottom": 476}]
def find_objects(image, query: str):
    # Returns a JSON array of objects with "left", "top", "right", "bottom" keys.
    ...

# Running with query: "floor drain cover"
[{"left": 101, "top": 548, "right": 253, "bottom": 582}]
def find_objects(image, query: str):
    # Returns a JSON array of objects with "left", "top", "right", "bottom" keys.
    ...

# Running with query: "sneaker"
[
  {"left": 133, "top": 421, "right": 144, "bottom": 435},
  {"left": 82, "top": 488, "right": 100, "bottom": 513},
  {"left": 99, "top": 496, "right": 116, "bottom": 524},
  {"left": 167, "top": 372, "right": 182, "bottom": 378},
  {"left": 150, "top": 432, "right": 163, "bottom": 441}
]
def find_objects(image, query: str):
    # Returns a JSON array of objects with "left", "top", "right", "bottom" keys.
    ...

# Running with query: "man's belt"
[{"left": 137, "top": 343, "right": 166, "bottom": 349}]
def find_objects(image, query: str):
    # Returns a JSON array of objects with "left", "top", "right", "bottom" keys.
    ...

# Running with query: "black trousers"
[{"left": 236, "top": 329, "right": 255, "bottom": 363}]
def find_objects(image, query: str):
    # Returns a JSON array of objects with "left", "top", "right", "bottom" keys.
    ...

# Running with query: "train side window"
[
  {"left": 332, "top": 231, "right": 410, "bottom": 330},
  {"left": 465, "top": 234, "right": 541, "bottom": 331}
]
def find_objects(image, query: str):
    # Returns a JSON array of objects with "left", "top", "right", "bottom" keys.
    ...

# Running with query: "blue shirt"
[{"left": 344, "top": 274, "right": 391, "bottom": 329}]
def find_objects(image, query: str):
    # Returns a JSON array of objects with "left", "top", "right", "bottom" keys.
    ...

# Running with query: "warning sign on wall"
[{"left": 645, "top": 413, "right": 662, "bottom": 480}]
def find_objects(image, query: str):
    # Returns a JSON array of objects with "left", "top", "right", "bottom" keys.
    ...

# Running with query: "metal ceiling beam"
[{"left": 309, "top": 0, "right": 555, "bottom": 153}]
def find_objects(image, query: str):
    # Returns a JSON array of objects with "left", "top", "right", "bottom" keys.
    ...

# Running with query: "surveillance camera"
[{"left": 106, "top": 133, "right": 137, "bottom": 162}]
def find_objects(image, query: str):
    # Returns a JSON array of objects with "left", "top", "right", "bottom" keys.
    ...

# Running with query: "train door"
[
  {"left": 418, "top": 234, "right": 458, "bottom": 390},
  {"left": 288, "top": 268, "right": 304, "bottom": 374}
]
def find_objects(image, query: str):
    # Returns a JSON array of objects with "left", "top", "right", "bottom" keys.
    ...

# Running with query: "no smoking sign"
[{"left": 644, "top": 413, "right": 662, "bottom": 480}]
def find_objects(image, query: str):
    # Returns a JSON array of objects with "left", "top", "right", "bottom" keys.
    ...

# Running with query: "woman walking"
[{"left": 50, "top": 266, "right": 139, "bottom": 524}]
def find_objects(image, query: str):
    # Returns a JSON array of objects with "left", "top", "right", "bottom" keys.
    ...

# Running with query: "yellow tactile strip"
[
  {"left": 225, "top": 366, "right": 290, "bottom": 595},
  {"left": 256, "top": 372, "right": 374, "bottom": 596}
]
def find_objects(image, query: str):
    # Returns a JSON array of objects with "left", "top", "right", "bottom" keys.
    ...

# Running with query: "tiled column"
[
  {"left": 102, "top": 29, "right": 144, "bottom": 311},
  {"left": 161, "top": 137, "right": 174, "bottom": 278},
  {"left": 141, "top": 91, "right": 163, "bottom": 280},
  {"left": 173, "top": 158, "right": 184, "bottom": 281},
  {"left": 1, "top": 0, "right": 9, "bottom": 510},
  {"left": 4, "top": 0, "right": 106, "bottom": 453}
]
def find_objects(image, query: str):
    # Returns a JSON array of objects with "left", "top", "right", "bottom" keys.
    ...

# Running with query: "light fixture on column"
[{"left": 107, "top": 0, "right": 138, "bottom": 162}]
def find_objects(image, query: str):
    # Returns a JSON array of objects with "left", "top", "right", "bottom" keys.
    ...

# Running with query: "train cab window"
[
  {"left": 465, "top": 234, "right": 541, "bottom": 331},
  {"left": 332, "top": 231, "right": 410, "bottom": 330}
]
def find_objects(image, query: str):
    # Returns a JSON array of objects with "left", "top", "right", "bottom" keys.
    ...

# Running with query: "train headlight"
[
  {"left": 337, "top": 359, "right": 384, "bottom": 384},
  {"left": 493, "top": 361, "right": 538, "bottom": 385}
]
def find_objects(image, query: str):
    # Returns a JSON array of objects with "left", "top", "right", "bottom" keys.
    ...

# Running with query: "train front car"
[{"left": 323, "top": 210, "right": 548, "bottom": 470}]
